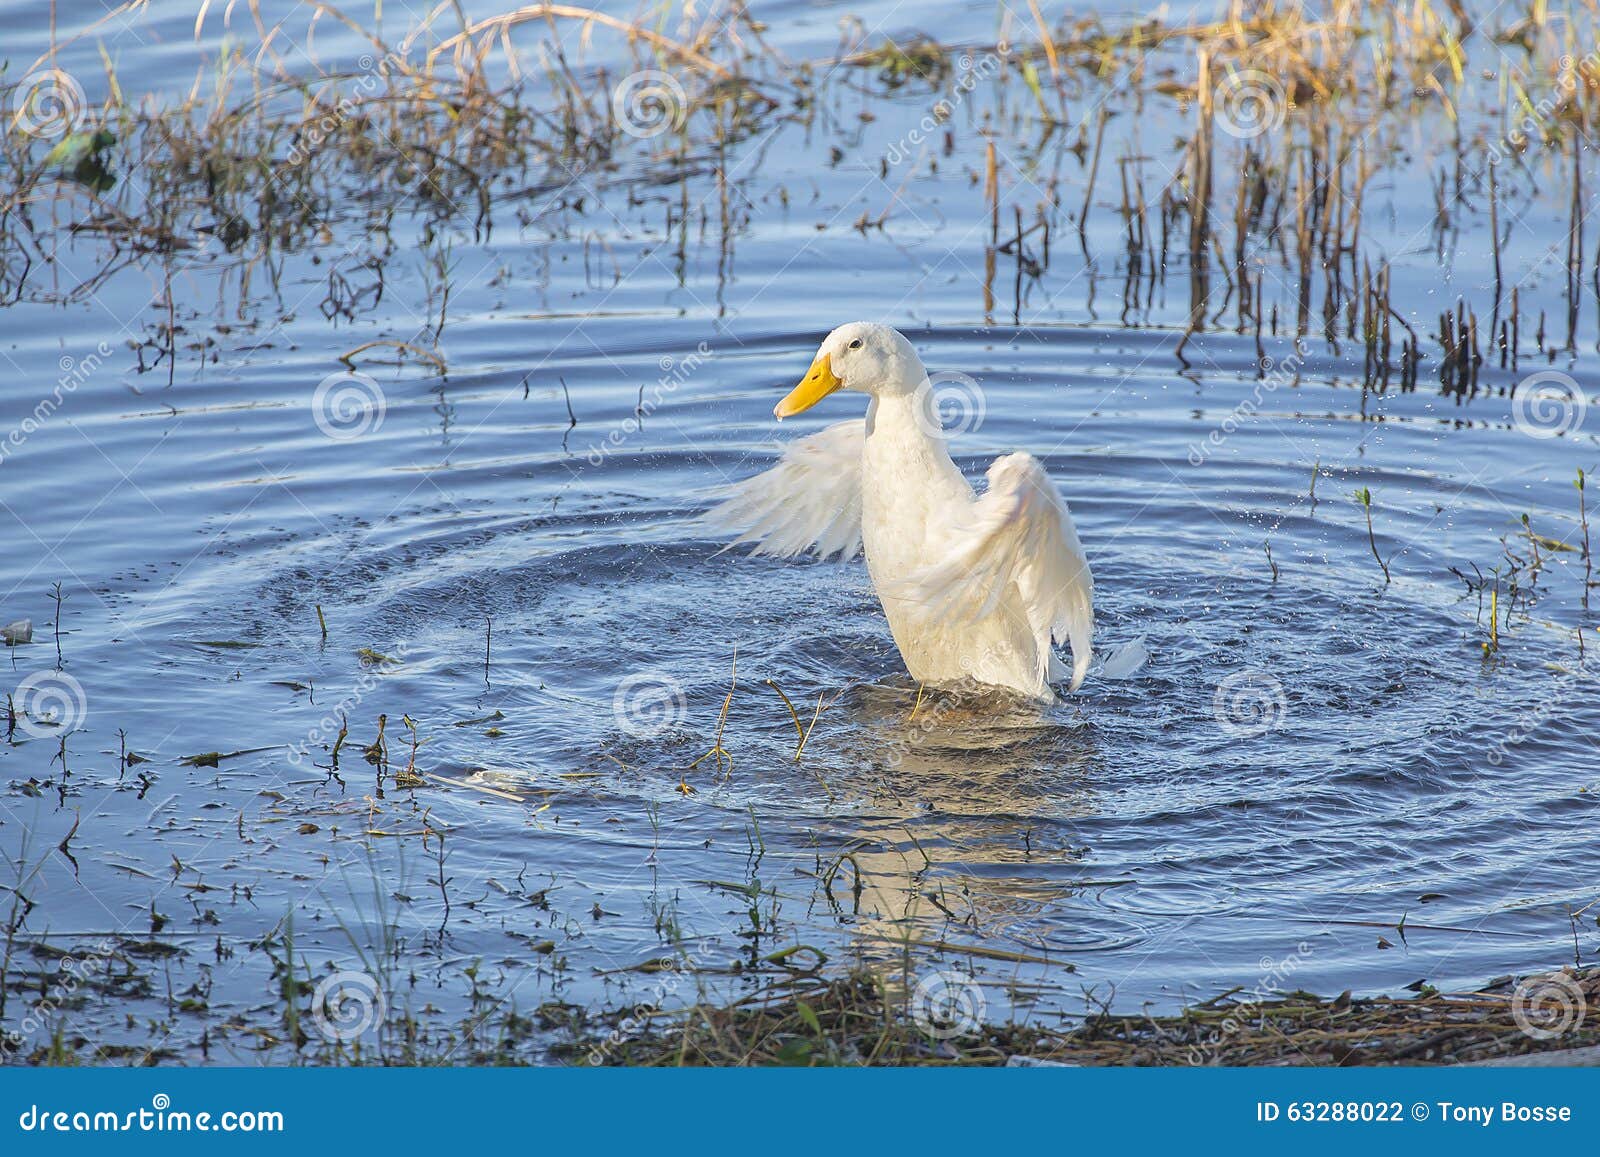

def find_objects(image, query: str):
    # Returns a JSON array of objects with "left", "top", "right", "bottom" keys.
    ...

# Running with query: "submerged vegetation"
[
  {"left": 575, "top": 965, "right": 1600, "bottom": 1067},
  {"left": 4, "top": 0, "right": 1600, "bottom": 377}
]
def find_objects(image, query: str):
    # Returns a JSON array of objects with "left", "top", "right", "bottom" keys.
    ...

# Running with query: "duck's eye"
[{"left": 847, "top": 338, "right": 863, "bottom": 350}]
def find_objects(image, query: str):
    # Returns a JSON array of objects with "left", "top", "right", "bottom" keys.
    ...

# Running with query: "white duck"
[{"left": 706, "top": 322, "right": 1093, "bottom": 699}]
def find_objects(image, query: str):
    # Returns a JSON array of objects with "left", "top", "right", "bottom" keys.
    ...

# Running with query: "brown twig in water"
[{"left": 339, "top": 339, "right": 447, "bottom": 373}]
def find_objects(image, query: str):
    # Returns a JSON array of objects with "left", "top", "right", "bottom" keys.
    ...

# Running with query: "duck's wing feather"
[
  {"left": 700, "top": 420, "right": 865, "bottom": 560},
  {"left": 902, "top": 452, "right": 1094, "bottom": 691}
]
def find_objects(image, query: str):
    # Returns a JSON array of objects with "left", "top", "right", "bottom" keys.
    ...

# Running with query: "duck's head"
[{"left": 774, "top": 322, "right": 925, "bottom": 418}]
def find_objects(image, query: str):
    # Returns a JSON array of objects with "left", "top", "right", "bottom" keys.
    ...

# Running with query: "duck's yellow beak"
[{"left": 774, "top": 353, "right": 842, "bottom": 418}]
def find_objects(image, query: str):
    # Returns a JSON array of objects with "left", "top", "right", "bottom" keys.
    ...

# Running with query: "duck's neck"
[{"left": 862, "top": 393, "right": 970, "bottom": 511}]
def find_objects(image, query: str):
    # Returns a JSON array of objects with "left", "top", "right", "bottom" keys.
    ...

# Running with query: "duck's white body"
[{"left": 707, "top": 323, "right": 1093, "bottom": 700}]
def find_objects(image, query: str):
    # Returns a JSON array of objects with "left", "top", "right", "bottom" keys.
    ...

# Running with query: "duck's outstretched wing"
[
  {"left": 701, "top": 420, "right": 865, "bottom": 560},
  {"left": 902, "top": 452, "right": 1094, "bottom": 691}
]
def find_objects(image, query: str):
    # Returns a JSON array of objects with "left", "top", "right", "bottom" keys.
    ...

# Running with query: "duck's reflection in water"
[{"left": 805, "top": 680, "right": 1118, "bottom": 1009}]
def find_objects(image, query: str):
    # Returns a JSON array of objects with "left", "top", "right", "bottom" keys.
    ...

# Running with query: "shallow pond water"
[{"left": 1, "top": 0, "right": 1598, "bottom": 1062}]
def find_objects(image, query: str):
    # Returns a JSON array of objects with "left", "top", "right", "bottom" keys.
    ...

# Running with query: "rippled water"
[{"left": 2, "top": 0, "right": 1599, "bottom": 1062}]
